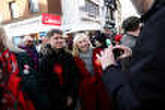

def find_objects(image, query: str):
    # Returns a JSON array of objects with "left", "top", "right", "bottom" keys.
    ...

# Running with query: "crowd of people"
[{"left": 0, "top": 0, "right": 165, "bottom": 110}]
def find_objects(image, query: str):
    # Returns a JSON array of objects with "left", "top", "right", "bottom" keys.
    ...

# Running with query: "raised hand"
[{"left": 96, "top": 45, "right": 117, "bottom": 70}]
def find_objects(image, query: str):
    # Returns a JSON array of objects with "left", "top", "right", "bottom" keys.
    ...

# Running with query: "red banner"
[{"left": 42, "top": 13, "right": 61, "bottom": 26}]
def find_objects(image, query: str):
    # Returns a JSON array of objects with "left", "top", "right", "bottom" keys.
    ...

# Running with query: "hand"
[
  {"left": 113, "top": 45, "right": 132, "bottom": 60},
  {"left": 67, "top": 96, "right": 73, "bottom": 107},
  {"left": 96, "top": 45, "right": 116, "bottom": 70}
]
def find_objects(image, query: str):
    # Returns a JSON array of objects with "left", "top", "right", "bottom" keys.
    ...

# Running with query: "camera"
[{"left": 113, "top": 48, "right": 124, "bottom": 60}]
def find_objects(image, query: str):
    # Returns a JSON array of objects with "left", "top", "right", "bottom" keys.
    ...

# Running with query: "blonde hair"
[
  {"left": 72, "top": 33, "right": 91, "bottom": 57},
  {"left": 0, "top": 26, "right": 24, "bottom": 52},
  {"left": 0, "top": 26, "right": 7, "bottom": 48}
]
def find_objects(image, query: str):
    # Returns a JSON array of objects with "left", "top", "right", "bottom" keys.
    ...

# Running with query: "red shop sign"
[{"left": 42, "top": 13, "right": 61, "bottom": 26}]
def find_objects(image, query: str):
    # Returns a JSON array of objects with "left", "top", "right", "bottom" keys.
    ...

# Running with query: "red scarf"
[{"left": 53, "top": 63, "right": 64, "bottom": 86}]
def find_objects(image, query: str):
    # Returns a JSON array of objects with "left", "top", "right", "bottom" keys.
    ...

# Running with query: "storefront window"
[
  {"left": 29, "top": 0, "right": 40, "bottom": 13},
  {"left": 12, "top": 36, "right": 24, "bottom": 47},
  {"left": 0, "top": 14, "right": 3, "bottom": 23}
]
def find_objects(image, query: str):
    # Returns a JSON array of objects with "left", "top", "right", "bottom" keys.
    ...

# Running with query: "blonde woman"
[{"left": 73, "top": 33, "right": 113, "bottom": 110}]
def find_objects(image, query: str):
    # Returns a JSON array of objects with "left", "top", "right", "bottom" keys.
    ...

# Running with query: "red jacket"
[
  {"left": 74, "top": 48, "right": 113, "bottom": 110},
  {"left": 0, "top": 49, "right": 35, "bottom": 110},
  {"left": 74, "top": 48, "right": 103, "bottom": 81}
]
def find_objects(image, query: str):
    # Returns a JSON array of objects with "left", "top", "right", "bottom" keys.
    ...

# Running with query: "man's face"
[
  {"left": 49, "top": 33, "right": 65, "bottom": 49},
  {"left": 25, "top": 40, "right": 33, "bottom": 47},
  {"left": 131, "top": 0, "right": 146, "bottom": 15},
  {"left": 104, "top": 28, "right": 112, "bottom": 35},
  {"left": 131, "top": 0, "right": 154, "bottom": 15}
]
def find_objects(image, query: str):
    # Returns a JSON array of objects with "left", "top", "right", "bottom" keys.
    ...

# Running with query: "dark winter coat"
[
  {"left": 19, "top": 45, "right": 39, "bottom": 71},
  {"left": 15, "top": 52, "right": 49, "bottom": 110},
  {"left": 103, "top": 1, "right": 165, "bottom": 110},
  {"left": 39, "top": 47, "right": 79, "bottom": 110}
]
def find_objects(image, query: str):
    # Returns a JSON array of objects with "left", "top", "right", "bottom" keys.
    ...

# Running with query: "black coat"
[
  {"left": 15, "top": 52, "right": 49, "bottom": 110},
  {"left": 39, "top": 48, "right": 79, "bottom": 110},
  {"left": 103, "top": 2, "right": 165, "bottom": 110}
]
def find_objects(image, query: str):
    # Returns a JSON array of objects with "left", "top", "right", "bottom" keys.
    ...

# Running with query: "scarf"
[{"left": 79, "top": 48, "right": 94, "bottom": 76}]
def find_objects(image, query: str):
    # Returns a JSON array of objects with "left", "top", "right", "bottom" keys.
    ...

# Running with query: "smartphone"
[{"left": 113, "top": 48, "right": 124, "bottom": 60}]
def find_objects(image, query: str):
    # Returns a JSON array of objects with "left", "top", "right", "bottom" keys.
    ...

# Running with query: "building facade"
[
  {"left": 1, "top": 0, "right": 62, "bottom": 37},
  {"left": 0, "top": 0, "right": 121, "bottom": 37},
  {"left": 61, "top": 0, "right": 106, "bottom": 33},
  {"left": 0, "top": 0, "right": 62, "bottom": 50},
  {"left": 0, "top": 0, "right": 62, "bottom": 24}
]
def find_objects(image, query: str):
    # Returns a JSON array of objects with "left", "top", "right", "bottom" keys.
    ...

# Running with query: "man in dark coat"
[
  {"left": 121, "top": 16, "right": 141, "bottom": 49},
  {"left": 120, "top": 16, "right": 141, "bottom": 72},
  {"left": 15, "top": 51, "right": 49, "bottom": 110},
  {"left": 19, "top": 36, "right": 39, "bottom": 71},
  {"left": 97, "top": 0, "right": 165, "bottom": 110},
  {"left": 39, "top": 29, "right": 79, "bottom": 110}
]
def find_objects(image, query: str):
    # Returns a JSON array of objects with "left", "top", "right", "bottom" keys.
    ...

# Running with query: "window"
[
  {"left": 85, "top": 0, "right": 99, "bottom": 18},
  {"left": 80, "top": 0, "right": 100, "bottom": 19},
  {"left": 0, "top": 14, "right": 3, "bottom": 23},
  {"left": 9, "top": 1, "right": 19, "bottom": 19},
  {"left": 12, "top": 36, "right": 23, "bottom": 47},
  {"left": 29, "top": 0, "right": 40, "bottom": 13}
]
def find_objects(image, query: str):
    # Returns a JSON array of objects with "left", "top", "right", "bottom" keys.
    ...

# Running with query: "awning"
[
  {"left": 4, "top": 14, "right": 61, "bottom": 37},
  {"left": 63, "top": 20, "right": 102, "bottom": 34}
]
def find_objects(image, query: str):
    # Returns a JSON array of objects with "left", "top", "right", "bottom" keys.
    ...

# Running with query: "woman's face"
[
  {"left": 49, "top": 33, "right": 65, "bottom": 49},
  {"left": 76, "top": 37, "right": 90, "bottom": 53}
]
